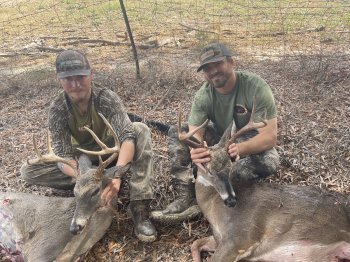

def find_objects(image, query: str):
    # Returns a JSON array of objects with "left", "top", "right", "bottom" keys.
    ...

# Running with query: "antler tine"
[
  {"left": 77, "top": 113, "right": 120, "bottom": 175},
  {"left": 227, "top": 97, "right": 267, "bottom": 146},
  {"left": 33, "top": 133, "right": 41, "bottom": 158},
  {"left": 178, "top": 105, "right": 208, "bottom": 149},
  {"left": 96, "top": 152, "right": 119, "bottom": 176},
  {"left": 28, "top": 131, "right": 78, "bottom": 176},
  {"left": 77, "top": 113, "right": 120, "bottom": 156}
]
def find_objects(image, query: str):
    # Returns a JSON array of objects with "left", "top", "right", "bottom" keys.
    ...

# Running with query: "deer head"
[
  {"left": 28, "top": 113, "right": 129, "bottom": 235},
  {"left": 179, "top": 97, "right": 267, "bottom": 207}
]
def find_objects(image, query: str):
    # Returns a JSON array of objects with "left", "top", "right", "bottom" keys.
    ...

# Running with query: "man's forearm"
[
  {"left": 236, "top": 117, "right": 278, "bottom": 157},
  {"left": 116, "top": 139, "right": 135, "bottom": 167},
  {"left": 237, "top": 132, "right": 276, "bottom": 157}
]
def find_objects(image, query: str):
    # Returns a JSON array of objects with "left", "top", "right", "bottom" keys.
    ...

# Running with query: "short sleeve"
[
  {"left": 253, "top": 80, "right": 277, "bottom": 121},
  {"left": 188, "top": 85, "right": 210, "bottom": 126}
]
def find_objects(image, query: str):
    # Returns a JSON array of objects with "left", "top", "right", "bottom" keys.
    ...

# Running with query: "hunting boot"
[
  {"left": 150, "top": 179, "right": 201, "bottom": 224},
  {"left": 129, "top": 200, "right": 157, "bottom": 242}
]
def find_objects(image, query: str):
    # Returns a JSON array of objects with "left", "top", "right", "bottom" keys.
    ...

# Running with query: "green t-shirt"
[
  {"left": 68, "top": 102, "right": 109, "bottom": 147},
  {"left": 188, "top": 71, "right": 277, "bottom": 136}
]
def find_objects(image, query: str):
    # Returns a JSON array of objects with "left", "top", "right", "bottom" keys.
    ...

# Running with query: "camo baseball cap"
[
  {"left": 56, "top": 50, "right": 91, "bottom": 79},
  {"left": 197, "top": 43, "right": 231, "bottom": 72}
]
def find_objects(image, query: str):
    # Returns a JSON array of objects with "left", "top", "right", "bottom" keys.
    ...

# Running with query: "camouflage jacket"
[{"left": 48, "top": 86, "right": 135, "bottom": 159}]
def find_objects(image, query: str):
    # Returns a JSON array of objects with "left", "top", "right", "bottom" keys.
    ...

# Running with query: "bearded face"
[
  {"left": 59, "top": 74, "right": 93, "bottom": 105},
  {"left": 202, "top": 59, "right": 234, "bottom": 89}
]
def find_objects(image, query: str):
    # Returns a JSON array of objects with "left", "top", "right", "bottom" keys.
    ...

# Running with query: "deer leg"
[
  {"left": 210, "top": 241, "right": 260, "bottom": 262},
  {"left": 191, "top": 236, "right": 217, "bottom": 262}
]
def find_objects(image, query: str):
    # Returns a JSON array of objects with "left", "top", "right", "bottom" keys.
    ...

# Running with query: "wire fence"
[{"left": 0, "top": 0, "right": 349, "bottom": 75}]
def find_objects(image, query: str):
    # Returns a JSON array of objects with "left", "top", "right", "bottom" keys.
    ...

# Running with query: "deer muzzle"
[
  {"left": 224, "top": 196, "right": 237, "bottom": 207},
  {"left": 70, "top": 221, "right": 86, "bottom": 235}
]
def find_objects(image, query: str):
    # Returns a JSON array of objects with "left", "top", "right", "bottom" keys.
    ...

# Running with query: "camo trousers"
[
  {"left": 20, "top": 122, "right": 154, "bottom": 201},
  {"left": 168, "top": 123, "right": 279, "bottom": 184}
]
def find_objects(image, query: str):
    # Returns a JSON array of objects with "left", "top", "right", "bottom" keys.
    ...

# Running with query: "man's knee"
[
  {"left": 19, "top": 162, "right": 46, "bottom": 184},
  {"left": 19, "top": 162, "right": 32, "bottom": 183},
  {"left": 262, "top": 148, "right": 280, "bottom": 174},
  {"left": 168, "top": 125, "right": 178, "bottom": 138},
  {"left": 168, "top": 124, "right": 190, "bottom": 139},
  {"left": 133, "top": 122, "right": 152, "bottom": 150},
  {"left": 232, "top": 152, "right": 279, "bottom": 181},
  {"left": 133, "top": 122, "right": 151, "bottom": 137}
]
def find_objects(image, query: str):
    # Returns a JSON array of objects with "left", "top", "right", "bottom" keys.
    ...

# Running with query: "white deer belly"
[{"left": 242, "top": 240, "right": 350, "bottom": 262}]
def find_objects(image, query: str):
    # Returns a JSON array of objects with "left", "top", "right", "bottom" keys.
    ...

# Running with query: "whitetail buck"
[
  {"left": 0, "top": 114, "right": 129, "bottom": 262},
  {"left": 179, "top": 101, "right": 350, "bottom": 262}
]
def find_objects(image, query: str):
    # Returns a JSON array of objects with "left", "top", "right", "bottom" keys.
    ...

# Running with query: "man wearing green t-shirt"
[
  {"left": 151, "top": 43, "right": 279, "bottom": 223},
  {"left": 20, "top": 50, "right": 157, "bottom": 242}
]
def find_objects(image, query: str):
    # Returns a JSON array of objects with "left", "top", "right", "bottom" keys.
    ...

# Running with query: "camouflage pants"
[
  {"left": 168, "top": 123, "right": 279, "bottom": 184},
  {"left": 20, "top": 122, "right": 154, "bottom": 201}
]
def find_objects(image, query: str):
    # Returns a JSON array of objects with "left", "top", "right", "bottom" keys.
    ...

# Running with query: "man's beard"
[
  {"left": 209, "top": 74, "right": 228, "bottom": 89},
  {"left": 69, "top": 91, "right": 91, "bottom": 105}
]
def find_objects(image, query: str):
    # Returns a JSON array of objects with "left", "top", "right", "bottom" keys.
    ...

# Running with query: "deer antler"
[
  {"left": 226, "top": 96, "right": 267, "bottom": 147},
  {"left": 76, "top": 113, "right": 120, "bottom": 177},
  {"left": 177, "top": 105, "right": 209, "bottom": 149},
  {"left": 28, "top": 131, "right": 78, "bottom": 177},
  {"left": 177, "top": 106, "right": 210, "bottom": 174}
]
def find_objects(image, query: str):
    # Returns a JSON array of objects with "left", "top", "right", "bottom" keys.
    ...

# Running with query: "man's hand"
[
  {"left": 190, "top": 141, "right": 211, "bottom": 164},
  {"left": 227, "top": 143, "right": 240, "bottom": 161},
  {"left": 101, "top": 178, "right": 121, "bottom": 205}
]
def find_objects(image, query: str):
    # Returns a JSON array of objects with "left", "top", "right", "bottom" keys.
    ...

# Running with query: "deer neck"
[{"left": 195, "top": 181, "right": 233, "bottom": 235}]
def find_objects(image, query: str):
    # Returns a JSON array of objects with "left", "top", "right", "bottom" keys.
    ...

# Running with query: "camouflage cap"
[
  {"left": 197, "top": 43, "right": 231, "bottom": 72},
  {"left": 56, "top": 50, "right": 91, "bottom": 79}
]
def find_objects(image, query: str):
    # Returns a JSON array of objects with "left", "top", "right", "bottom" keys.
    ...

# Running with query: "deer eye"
[{"left": 91, "top": 188, "right": 100, "bottom": 197}]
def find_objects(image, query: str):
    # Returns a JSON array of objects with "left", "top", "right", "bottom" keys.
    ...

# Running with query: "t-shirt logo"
[{"left": 234, "top": 104, "right": 247, "bottom": 115}]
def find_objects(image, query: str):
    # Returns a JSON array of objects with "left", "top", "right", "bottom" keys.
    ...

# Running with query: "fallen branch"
[
  {"left": 63, "top": 39, "right": 129, "bottom": 46},
  {"left": 179, "top": 23, "right": 219, "bottom": 35}
]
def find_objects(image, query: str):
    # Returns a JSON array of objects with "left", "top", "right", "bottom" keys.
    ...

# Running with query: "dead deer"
[
  {"left": 0, "top": 113, "right": 129, "bottom": 262},
  {"left": 179, "top": 102, "right": 350, "bottom": 261}
]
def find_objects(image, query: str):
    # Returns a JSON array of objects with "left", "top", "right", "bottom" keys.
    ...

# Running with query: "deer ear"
[{"left": 78, "top": 154, "right": 92, "bottom": 173}]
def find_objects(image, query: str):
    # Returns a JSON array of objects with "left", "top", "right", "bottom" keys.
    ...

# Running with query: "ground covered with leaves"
[{"left": 0, "top": 51, "right": 349, "bottom": 261}]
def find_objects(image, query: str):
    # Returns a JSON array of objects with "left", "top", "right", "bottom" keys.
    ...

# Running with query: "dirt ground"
[{"left": 0, "top": 50, "right": 349, "bottom": 261}]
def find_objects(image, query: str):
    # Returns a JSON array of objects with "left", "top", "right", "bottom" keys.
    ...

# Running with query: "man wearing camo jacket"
[
  {"left": 20, "top": 49, "right": 157, "bottom": 242},
  {"left": 151, "top": 42, "right": 280, "bottom": 223}
]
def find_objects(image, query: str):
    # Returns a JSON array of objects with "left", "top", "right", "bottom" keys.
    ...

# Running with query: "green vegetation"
[
  {"left": 1, "top": 0, "right": 347, "bottom": 32},
  {"left": 0, "top": 0, "right": 348, "bottom": 59}
]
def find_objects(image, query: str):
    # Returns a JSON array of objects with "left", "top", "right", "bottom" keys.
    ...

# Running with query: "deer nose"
[
  {"left": 70, "top": 223, "right": 84, "bottom": 235},
  {"left": 224, "top": 196, "right": 237, "bottom": 208}
]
